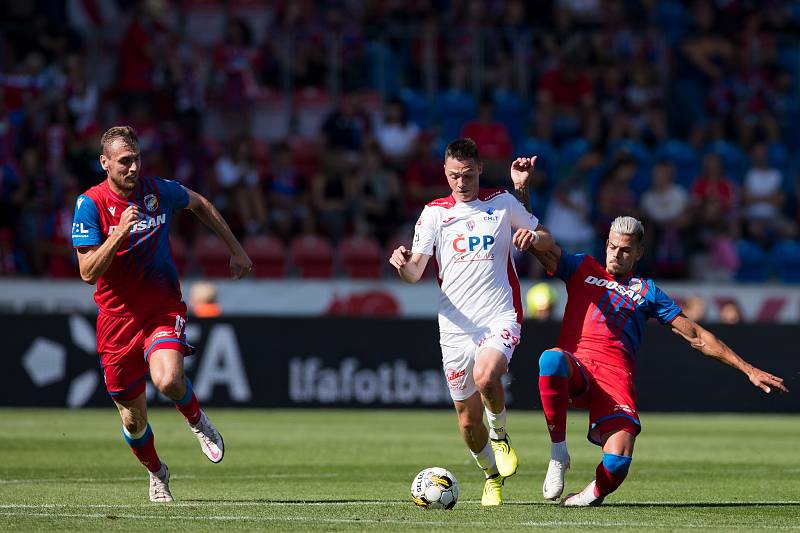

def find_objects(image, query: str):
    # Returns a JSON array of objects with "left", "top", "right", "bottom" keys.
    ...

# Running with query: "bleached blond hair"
[{"left": 610, "top": 216, "right": 644, "bottom": 244}]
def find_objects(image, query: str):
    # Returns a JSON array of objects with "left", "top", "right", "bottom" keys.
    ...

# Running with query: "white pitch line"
[
  {"left": 0, "top": 473, "right": 337, "bottom": 484},
  {"left": 1, "top": 511, "right": 799, "bottom": 529},
  {"left": 1, "top": 500, "right": 798, "bottom": 509}
]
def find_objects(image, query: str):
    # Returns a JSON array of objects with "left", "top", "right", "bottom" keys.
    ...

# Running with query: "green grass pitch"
[{"left": 1, "top": 408, "right": 798, "bottom": 531}]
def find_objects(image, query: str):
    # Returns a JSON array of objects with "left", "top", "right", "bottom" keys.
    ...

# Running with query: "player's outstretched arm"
[
  {"left": 510, "top": 156, "right": 537, "bottom": 212},
  {"left": 186, "top": 189, "right": 253, "bottom": 279},
  {"left": 669, "top": 313, "right": 789, "bottom": 394},
  {"left": 76, "top": 204, "right": 139, "bottom": 284},
  {"left": 388, "top": 246, "right": 430, "bottom": 284},
  {"left": 513, "top": 226, "right": 561, "bottom": 273}
]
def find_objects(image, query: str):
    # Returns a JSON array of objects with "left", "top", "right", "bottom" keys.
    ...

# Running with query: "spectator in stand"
[
  {"left": 719, "top": 299, "right": 743, "bottom": 325},
  {"left": 670, "top": 1, "right": 733, "bottom": 143},
  {"left": 732, "top": 11, "right": 780, "bottom": 146},
  {"left": 116, "top": 0, "right": 172, "bottom": 113},
  {"left": 403, "top": 132, "right": 450, "bottom": 217},
  {"left": 617, "top": 64, "right": 667, "bottom": 144},
  {"left": 272, "top": 1, "right": 326, "bottom": 89},
  {"left": 691, "top": 153, "right": 737, "bottom": 227},
  {"left": 741, "top": 142, "right": 795, "bottom": 246},
  {"left": 461, "top": 97, "right": 514, "bottom": 187},
  {"left": 213, "top": 17, "right": 261, "bottom": 137},
  {"left": 352, "top": 143, "right": 401, "bottom": 243},
  {"left": 681, "top": 295, "right": 708, "bottom": 323},
  {"left": 311, "top": 149, "right": 353, "bottom": 241},
  {"left": 189, "top": 282, "right": 222, "bottom": 318},
  {"left": 13, "top": 146, "right": 60, "bottom": 275},
  {"left": 594, "top": 154, "right": 640, "bottom": 236},
  {"left": 375, "top": 98, "right": 420, "bottom": 169},
  {"left": 536, "top": 44, "right": 600, "bottom": 143},
  {"left": 689, "top": 154, "right": 741, "bottom": 281},
  {"left": 64, "top": 54, "right": 98, "bottom": 135},
  {"left": 641, "top": 161, "right": 690, "bottom": 277},
  {"left": 544, "top": 171, "right": 595, "bottom": 255},
  {"left": 321, "top": 92, "right": 371, "bottom": 156},
  {"left": 266, "top": 141, "right": 312, "bottom": 241},
  {"left": 213, "top": 137, "right": 268, "bottom": 235},
  {"left": 45, "top": 174, "right": 80, "bottom": 278}
]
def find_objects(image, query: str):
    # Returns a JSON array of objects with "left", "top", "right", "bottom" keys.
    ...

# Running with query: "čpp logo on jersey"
[{"left": 452, "top": 234, "right": 495, "bottom": 252}]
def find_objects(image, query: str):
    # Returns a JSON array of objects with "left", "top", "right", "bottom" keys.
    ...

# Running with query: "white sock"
[
  {"left": 123, "top": 425, "right": 147, "bottom": 440},
  {"left": 485, "top": 407, "right": 507, "bottom": 440},
  {"left": 551, "top": 440, "right": 569, "bottom": 462},
  {"left": 471, "top": 440, "right": 499, "bottom": 478}
]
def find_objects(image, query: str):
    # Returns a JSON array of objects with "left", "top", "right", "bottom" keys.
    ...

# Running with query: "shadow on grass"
[
  {"left": 181, "top": 498, "right": 800, "bottom": 508},
  {"left": 181, "top": 499, "right": 405, "bottom": 504},
  {"left": 502, "top": 501, "right": 800, "bottom": 508}
]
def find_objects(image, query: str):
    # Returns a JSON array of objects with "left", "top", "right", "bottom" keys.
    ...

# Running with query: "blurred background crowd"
[{"left": 2, "top": 0, "right": 800, "bottom": 281}]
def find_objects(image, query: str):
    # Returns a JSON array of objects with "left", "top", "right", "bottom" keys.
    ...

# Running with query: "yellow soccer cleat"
[
  {"left": 481, "top": 474, "right": 504, "bottom": 506},
  {"left": 490, "top": 435, "right": 519, "bottom": 478}
]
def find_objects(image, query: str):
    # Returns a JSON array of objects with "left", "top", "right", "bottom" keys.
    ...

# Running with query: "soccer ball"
[{"left": 410, "top": 467, "right": 459, "bottom": 509}]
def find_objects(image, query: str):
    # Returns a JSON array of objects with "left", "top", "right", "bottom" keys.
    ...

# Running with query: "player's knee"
[
  {"left": 473, "top": 369, "right": 495, "bottom": 393},
  {"left": 152, "top": 372, "right": 184, "bottom": 398},
  {"left": 602, "top": 453, "right": 632, "bottom": 476},
  {"left": 539, "top": 349, "right": 568, "bottom": 377}
]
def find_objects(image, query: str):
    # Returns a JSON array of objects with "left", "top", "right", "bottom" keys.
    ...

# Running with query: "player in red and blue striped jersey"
[
  {"left": 72, "top": 126, "right": 253, "bottom": 503},
  {"left": 514, "top": 216, "right": 787, "bottom": 506}
]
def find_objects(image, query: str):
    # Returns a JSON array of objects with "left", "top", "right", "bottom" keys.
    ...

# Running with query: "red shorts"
[
  {"left": 564, "top": 351, "right": 641, "bottom": 446},
  {"left": 96, "top": 302, "right": 194, "bottom": 401}
]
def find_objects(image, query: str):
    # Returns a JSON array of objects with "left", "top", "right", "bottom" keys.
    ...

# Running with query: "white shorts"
[{"left": 440, "top": 321, "right": 521, "bottom": 402}]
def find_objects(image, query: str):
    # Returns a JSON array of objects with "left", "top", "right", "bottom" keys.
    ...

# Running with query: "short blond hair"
[
  {"left": 610, "top": 216, "right": 644, "bottom": 244},
  {"left": 100, "top": 126, "right": 139, "bottom": 155}
]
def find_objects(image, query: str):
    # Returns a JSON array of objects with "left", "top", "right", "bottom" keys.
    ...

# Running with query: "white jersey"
[{"left": 412, "top": 189, "right": 539, "bottom": 333}]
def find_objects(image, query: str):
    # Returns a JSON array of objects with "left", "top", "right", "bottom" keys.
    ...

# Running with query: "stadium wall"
[
  {"left": 3, "top": 279, "right": 800, "bottom": 323},
  {"left": 3, "top": 315, "right": 797, "bottom": 412}
]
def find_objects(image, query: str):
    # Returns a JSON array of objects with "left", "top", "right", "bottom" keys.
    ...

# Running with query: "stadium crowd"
[{"left": 1, "top": 0, "right": 800, "bottom": 280}]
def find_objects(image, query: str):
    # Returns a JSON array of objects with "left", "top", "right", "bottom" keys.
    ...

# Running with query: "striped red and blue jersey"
[
  {"left": 71, "top": 177, "right": 189, "bottom": 316},
  {"left": 554, "top": 252, "right": 681, "bottom": 373}
]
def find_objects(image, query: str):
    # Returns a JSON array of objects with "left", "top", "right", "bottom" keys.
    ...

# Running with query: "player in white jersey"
[{"left": 389, "top": 138, "right": 553, "bottom": 505}]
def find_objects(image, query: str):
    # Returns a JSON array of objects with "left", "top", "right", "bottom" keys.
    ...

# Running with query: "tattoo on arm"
[
  {"left": 530, "top": 247, "right": 559, "bottom": 272},
  {"left": 514, "top": 187, "right": 530, "bottom": 212}
]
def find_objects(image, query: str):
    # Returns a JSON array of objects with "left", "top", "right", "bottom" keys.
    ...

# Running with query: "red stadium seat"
[
  {"left": 170, "top": 235, "right": 189, "bottom": 276},
  {"left": 243, "top": 235, "right": 286, "bottom": 278},
  {"left": 338, "top": 235, "right": 383, "bottom": 279},
  {"left": 194, "top": 234, "right": 231, "bottom": 278},
  {"left": 289, "top": 234, "right": 334, "bottom": 278}
]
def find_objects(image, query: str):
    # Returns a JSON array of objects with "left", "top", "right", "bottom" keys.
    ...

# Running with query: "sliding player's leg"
[
  {"left": 561, "top": 361, "right": 639, "bottom": 507},
  {"left": 538, "top": 348, "right": 588, "bottom": 500}
]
